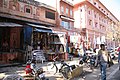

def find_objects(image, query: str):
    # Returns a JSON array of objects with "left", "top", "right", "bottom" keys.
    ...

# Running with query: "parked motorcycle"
[
  {"left": 79, "top": 54, "right": 96, "bottom": 70},
  {"left": 79, "top": 54, "right": 89, "bottom": 65},
  {"left": 25, "top": 60, "right": 49, "bottom": 80},
  {"left": 25, "top": 60, "right": 32, "bottom": 74},
  {"left": 89, "top": 55, "right": 96, "bottom": 70}
]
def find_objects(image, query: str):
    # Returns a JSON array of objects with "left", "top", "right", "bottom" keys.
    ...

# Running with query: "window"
[
  {"left": 61, "top": 20, "right": 70, "bottom": 29},
  {"left": 80, "top": 9, "right": 82, "bottom": 12},
  {"left": 99, "top": 17, "right": 101, "bottom": 20},
  {"left": 95, "top": 22, "right": 98, "bottom": 27},
  {"left": 61, "top": 6, "right": 64, "bottom": 13},
  {"left": 12, "top": 5, "right": 16, "bottom": 10},
  {"left": 100, "top": 24, "right": 102, "bottom": 29},
  {"left": 26, "top": 8, "right": 31, "bottom": 13},
  {"left": 70, "top": 9, "right": 72, "bottom": 16},
  {"left": 94, "top": 14, "right": 96, "bottom": 18},
  {"left": 45, "top": 11, "right": 55, "bottom": 20},
  {"left": 66, "top": 7, "right": 69, "bottom": 15},
  {"left": 94, "top": 2, "right": 96, "bottom": 5},
  {"left": 88, "top": 10, "right": 91, "bottom": 15},
  {"left": 99, "top": 6, "right": 101, "bottom": 9},
  {"left": 69, "top": 22, "right": 72, "bottom": 29},
  {"left": 89, "top": 20, "right": 92, "bottom": 25}
]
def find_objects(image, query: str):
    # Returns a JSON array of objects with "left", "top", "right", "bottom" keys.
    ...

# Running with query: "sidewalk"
[
  {"left": 84, "top": 63, "right": 118, "bottom": 80},
  {"left": 0, "top": 58, "right": 118, "bottom": 80},
  {"left": 23, "top": 58, "right": 81, "bottom": 80}
]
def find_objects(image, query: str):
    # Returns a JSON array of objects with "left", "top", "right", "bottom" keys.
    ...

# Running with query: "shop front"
[
  {"left": 0, "top": 22, "right": 24, "bottom": 64},
  {"left": 32, "top": 25, "right": 67, "bottom": 61}
]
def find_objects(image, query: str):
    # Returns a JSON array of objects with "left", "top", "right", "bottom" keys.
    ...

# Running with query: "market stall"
[{"left": 33, "top": 29, "right": 67, "bottom": 61}]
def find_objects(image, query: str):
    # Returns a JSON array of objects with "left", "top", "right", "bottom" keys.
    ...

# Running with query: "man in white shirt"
[{"left": 96, "top": 44, "right": 108, "bottom": 80}]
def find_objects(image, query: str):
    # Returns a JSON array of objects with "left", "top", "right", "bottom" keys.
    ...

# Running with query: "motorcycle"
[
  {"left": 79, "top": 54, "right": 96, "bottom": 70},
  {"left": 89, "top": 55, "right": 96, "bottom": 70},
  {"left": 25, "top": 60, "right": 32, "bottom": 74},
  {"left": 79, "top": 54, "right": 89, "bottom": 65},
  {"left": 25, "top": 60, "right": 49, "bottom": 80}
]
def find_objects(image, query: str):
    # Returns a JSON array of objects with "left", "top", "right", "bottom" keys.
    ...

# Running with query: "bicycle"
[{"left": 51, "top": 56, "right": 75, "bottom": 79}]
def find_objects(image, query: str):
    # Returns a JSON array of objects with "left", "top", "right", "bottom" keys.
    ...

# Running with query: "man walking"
[{"left": 96, "top": 44, "right": 109, "bottom": 80}]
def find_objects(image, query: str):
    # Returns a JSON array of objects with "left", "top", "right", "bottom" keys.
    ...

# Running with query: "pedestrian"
[
  {"left": 95, "top": 44, "right": 109, "bottom": 80},
  {"left": 117, "top": 44, "right": 120, "bottom": 70}
]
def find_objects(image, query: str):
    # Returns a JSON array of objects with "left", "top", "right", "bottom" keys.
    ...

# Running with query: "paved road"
[
  {"left": 0, "top": 59, "right": 119, "bottom": 80},
  {"left": 108, "top": 68, "right": 120, "bottom": 80},
  {"left": 0, "top": 60, "right": 81, "bottom": 80}
]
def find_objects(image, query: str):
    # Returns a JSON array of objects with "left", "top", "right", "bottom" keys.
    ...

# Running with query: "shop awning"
[
  {"left": 27, "top": 23, "right": 50, "bottom": 29},
  {"left": 34, "top": 28, "right": 53, "bottom": 33},
  {"left": 0, "top": 22, "right": 22, "bottom": 27}
]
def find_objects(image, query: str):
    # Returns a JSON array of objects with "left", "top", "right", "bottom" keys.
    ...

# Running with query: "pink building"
[
  {"left": 73, "top": 0, "right": 119, "bottom": 49},
  {"left": 0, "top": 0, "right": 57, "bottom": 63}
]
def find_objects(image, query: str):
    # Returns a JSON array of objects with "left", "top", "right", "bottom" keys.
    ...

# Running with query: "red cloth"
[
  {"left": 117, "top": 47, "right": 120, "bottom": 52},
  {"left": 25, "top": 65, "right": 32, "bottom": 74}
]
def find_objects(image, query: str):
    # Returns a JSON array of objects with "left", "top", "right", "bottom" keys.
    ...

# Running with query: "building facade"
[
  {"left": 0, "top": 0, "right": 57, "bottom": 64},
  {"left": 73, "top": 0, "right": 119, "bottom": 49}
]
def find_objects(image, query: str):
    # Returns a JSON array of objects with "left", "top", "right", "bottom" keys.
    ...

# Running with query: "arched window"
[{"left": 24, "top": 5, "right": 32, "bottom": 14}]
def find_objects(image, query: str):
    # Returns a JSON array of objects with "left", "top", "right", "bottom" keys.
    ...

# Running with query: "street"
[
  {"left": 108, "top": 69, "right": 120, "bottom": 80},
  {"left": 0, "top": 59, "right": 119, "bottom": 80},
  {"left": 0, "top": 0, "right": 120, "bottom": 79}
]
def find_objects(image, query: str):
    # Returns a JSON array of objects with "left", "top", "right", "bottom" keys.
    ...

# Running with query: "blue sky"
[{"left": 99, "top": 0, "right": 120, "bottom": 21}]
